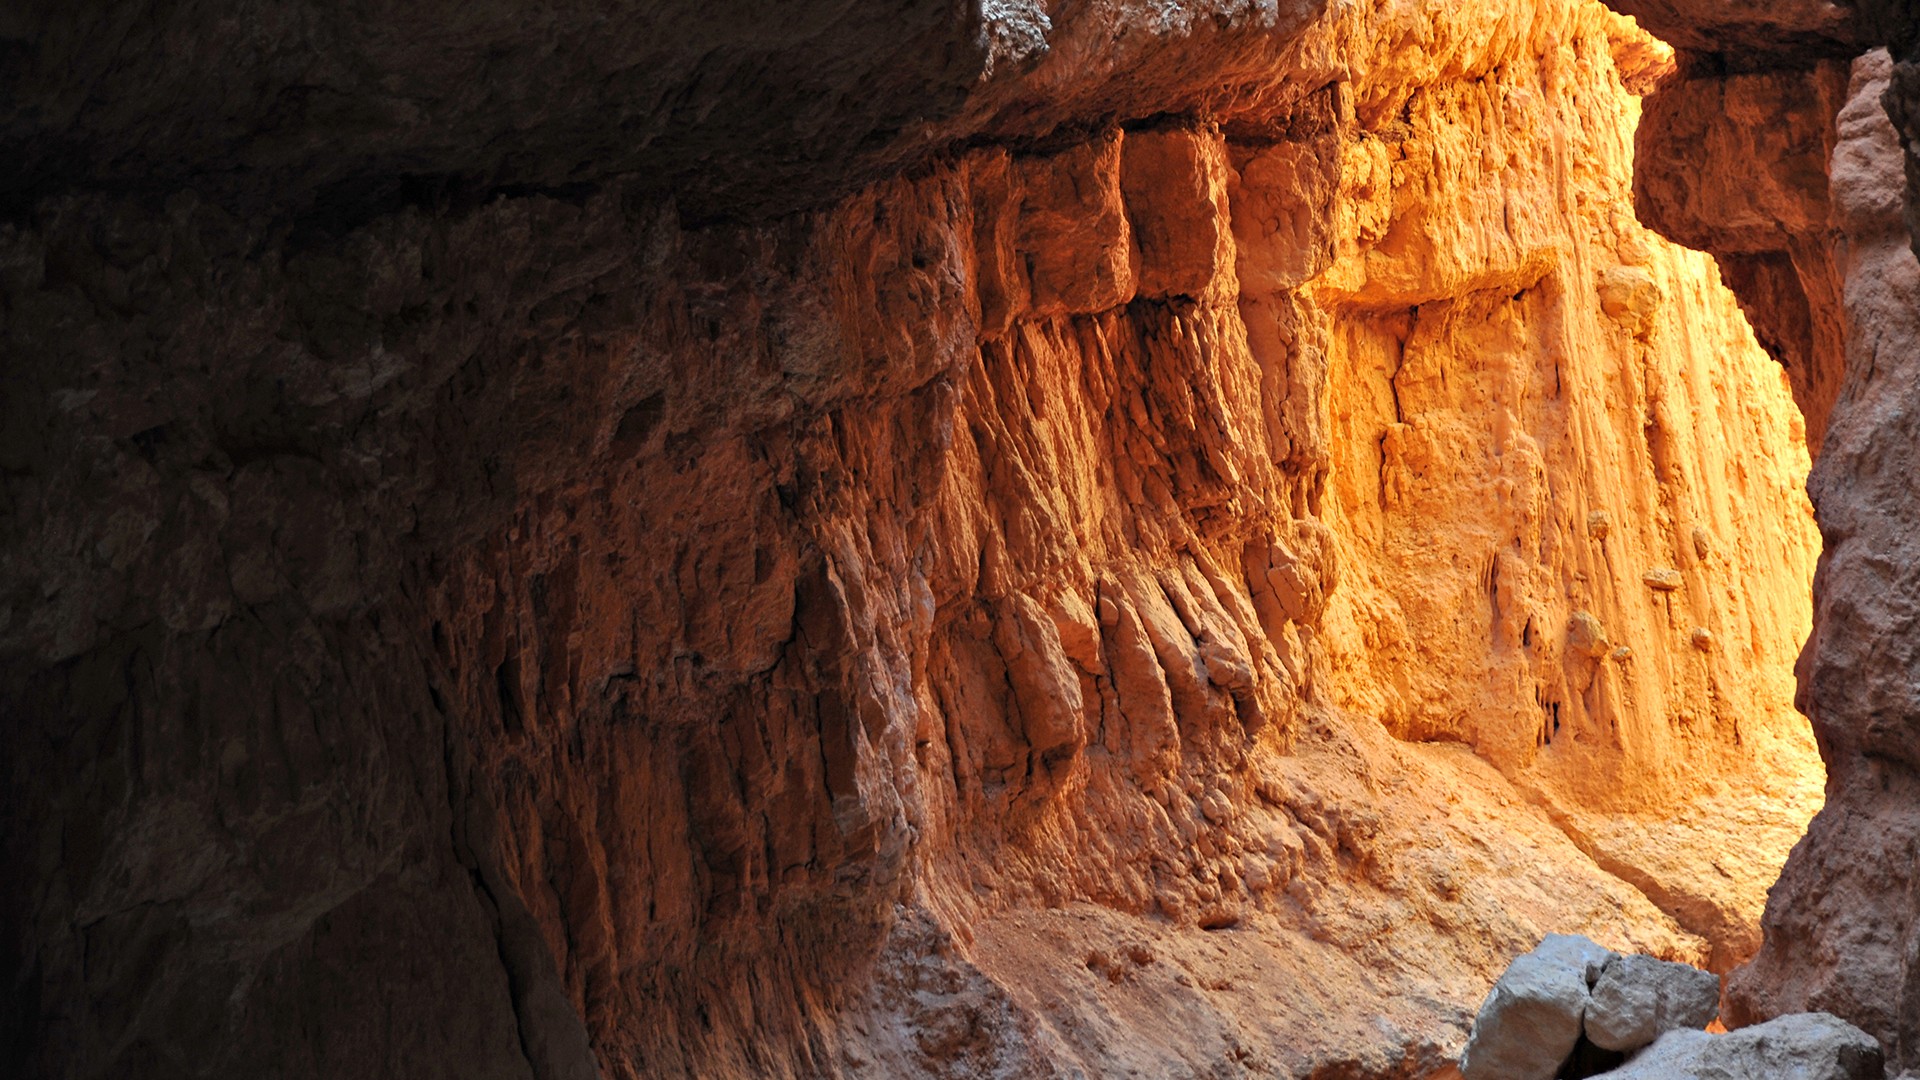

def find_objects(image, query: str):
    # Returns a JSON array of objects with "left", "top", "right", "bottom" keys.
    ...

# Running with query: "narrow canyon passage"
[{"left": 1, "top": 0, "right": 1915, "bottom": 1078}]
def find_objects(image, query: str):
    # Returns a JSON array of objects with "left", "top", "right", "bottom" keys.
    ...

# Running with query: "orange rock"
[
  {"left": 1016, "top": 132, "right": 1136, "bottom": 317},
  {"left": 1121, "top": 126, "right": 1236, "bottom": 303},
  {"left": 0, "top": 0, "right": 1865, "bottom": 1075}
]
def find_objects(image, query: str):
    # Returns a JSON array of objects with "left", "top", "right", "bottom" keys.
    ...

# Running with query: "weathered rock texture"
[
  {"left": 0, "top": 0, "right": 1838, "bottom": 1078},
  {"left": 1611, "top": 0, "right": 1920, "bottom": 1070},
  {"left": 1715, "top": 44, "right": 1920, "bottom": 1070},
  {"left": 1458, "top": 936, "right": 1721, "bottom": 1079},
  {"left": 1459, "top": 936, "right": 1611, "bottom": 1080},
  {"left": 1585, "top": 953, "right": 1719, "bottom": 1052},
  {"left": 1303, "top": 6, "right": 1823, "bottom": 972}
]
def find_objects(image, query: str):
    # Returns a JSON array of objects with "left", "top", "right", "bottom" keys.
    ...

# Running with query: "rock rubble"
[
  {"left": 1460, "top": 936, "right": 1880, "bottom": 1080},
  {"left": 1598, "top": 1012, "right": 1883, "bottom": 1080}
]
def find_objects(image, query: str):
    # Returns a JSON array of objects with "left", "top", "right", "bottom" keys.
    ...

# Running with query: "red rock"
[{"left": 4, "top": 0, "right": 1908, "bottom": 1076}]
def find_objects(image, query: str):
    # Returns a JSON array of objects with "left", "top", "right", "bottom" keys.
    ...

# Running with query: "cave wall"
[
  {"left": 1606, "top": 0, "right": 1920, "bottom": 1071},
  {"left": 1723, "top": 47, "right": 1920, "bottom": 1059},
  {"left": 0, "top": 0, "right": 1859, "bottom": 1077}
]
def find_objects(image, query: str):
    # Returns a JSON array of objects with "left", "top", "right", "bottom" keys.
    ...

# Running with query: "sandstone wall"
[
  {"left": 1307, "top": 19, "right": 1821, "bottom": 970},
  {"left": 1718, "top": 49, "right": 1920, "bottom": 1060},
  {"left": 1601, "top": 0, "right": 1920, "bottom": 1071},
  {"left": 0, "top": 0, "right": 1834, "bottom": 1077}
]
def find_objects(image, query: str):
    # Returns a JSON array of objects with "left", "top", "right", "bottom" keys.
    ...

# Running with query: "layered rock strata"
[{"left": 0, "top": 0, "right": 1834, "bottom": 1077}]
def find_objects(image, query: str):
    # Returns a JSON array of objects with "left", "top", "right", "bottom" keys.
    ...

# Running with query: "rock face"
[
  {"left": 0, "top": 1, "right": 1847, "bottom": 1079},
  {"left": 1632, "top": 56, "right": 1852, "bottom": 453},
  {"left": 1610, "top": 0, "right": 1920, "bottom": 1071},
  {"left": 1308, "top": 6, "right": 1824, "bottom": 971},
  {"left": 1720, "top": 46, "right": 1920, "bottom": 1067}
]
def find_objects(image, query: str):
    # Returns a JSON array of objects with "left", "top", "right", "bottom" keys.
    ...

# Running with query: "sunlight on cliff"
[{"left": 1296, "top": 6, "right": 1824, "bottom": 972}]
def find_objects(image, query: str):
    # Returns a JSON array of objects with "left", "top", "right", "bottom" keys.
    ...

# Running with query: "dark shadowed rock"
[{"left": 0, "top": 0, "right": 1880, "bottom": 1077}]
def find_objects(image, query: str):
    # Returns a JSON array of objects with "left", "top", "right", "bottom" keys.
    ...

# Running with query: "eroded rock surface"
[
  {"left": 0, "top": 0, "right": 1841, "bottom": 1077},
  {"left": 1611, "top": 0, "right": 1920, "bottom": 1069},
  {"left": 1715, "top": 46, "right": 1920, "bottom": 1070}
]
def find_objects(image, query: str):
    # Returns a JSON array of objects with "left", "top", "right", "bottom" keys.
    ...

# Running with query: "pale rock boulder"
[
  {"left": 1461, "top": 937, "right": 1740, "bottom": 1080},
  {"left": 1595, "top": 1012, "right": 1882, "bottom": 1080},
  {"left": 1584, "top": 953, "right": 1720, "bottom": 1052},
  {"left": 1535, "top": 933, "right": 1618, "bottom": 988},
  {"left": 1460, "top": 935, "right": 1616, "bottom": 1080}
]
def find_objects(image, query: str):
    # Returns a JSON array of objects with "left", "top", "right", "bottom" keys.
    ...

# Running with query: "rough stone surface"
[
  {"left": 1633, "top": 59, "right": 1851, "bottom": 452},
  {"left": 0, "top": 0, "right": 1384, "bottom": 225},
  {"left": 1459, "top": 940, "right": 1725, "bottom": 1078},
  {"left": 1309, "top": 10, "right": 1825, "bottom": 967},
  {"left": 1693, "top": 43, "right": 1920, "bottom": 1074},
  {"left": 1585, "top": 954, "right": 1721, "bottom": 1052},
  {"left": 1594, "top": 1012, "right": 1883, "bottom": 1080},
  {"left": 1611, "top": 0, "right": 1920, "bottom": 1067},
  {"left": 1599, "top": 0, "right": 1864, "bottom": 58},
  {"left": 1537, "top": 934, "right": 1621, "bottom": 989},
  {"left": 0, "top": 0, "right": 1842, "bottom": 1077},
  {"left": 1459, "top": 946, "right": 1596, "bottom": 1080}
]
